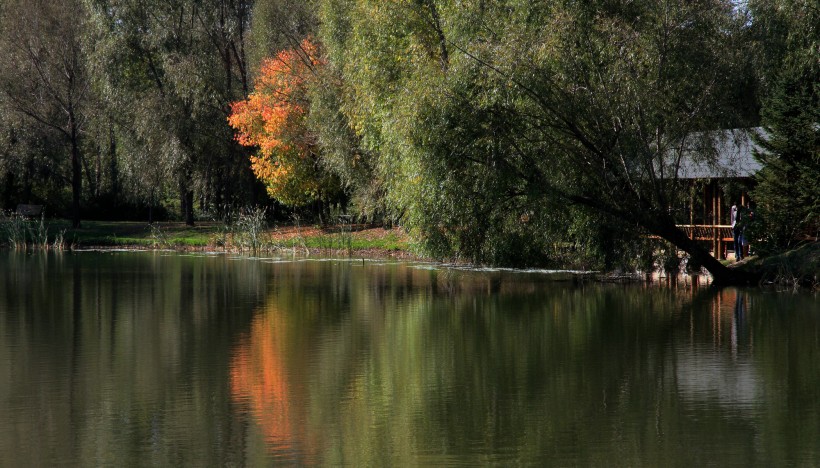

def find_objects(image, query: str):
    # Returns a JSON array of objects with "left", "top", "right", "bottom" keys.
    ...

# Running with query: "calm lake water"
[{"left": 1, "top": 250, "right": 818, "bottom": 466}]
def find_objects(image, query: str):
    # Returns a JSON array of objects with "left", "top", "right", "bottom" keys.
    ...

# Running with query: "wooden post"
[
  {"left": 717, "top": 185, "right": 723, "bottom": 260},
  {"left": 704, "top": 183, "right": 710, "bottom": 252},
  {"left": 711, "top": 182, "right": 718, "bottom": 259},
  {"left": 690, "top": 186, "right": 694, "bottom": 225}
]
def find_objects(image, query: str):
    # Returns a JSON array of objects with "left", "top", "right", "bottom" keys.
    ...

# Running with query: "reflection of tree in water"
[
  {"left": 231, "top": 261, "right": 702, "bottom": 464},
  {"left": 0, "top": 252, "right": 269, "bottom": 466},
  {"left": 225, "top": 261, "right": 820, "bottom": 465},
  {"left": 674, "top": 289, "right": 763, "bottom": 410},
  {"left": 230, "top": 310, "right": 294, "bottom": 449},
  {"left": 228, "top": 261, "right": 362, "bottom": 463},
  {"left": 669, "top": 287, "right": 820, "bottom": 464},
  {"left": 13, "top": 254, "right": 819, "bottom": 465}
]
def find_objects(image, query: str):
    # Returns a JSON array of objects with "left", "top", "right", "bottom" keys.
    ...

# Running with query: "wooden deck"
[
  {"left": 677, "top": 224, "right": 734, "bottom": 260},
  {"left": 677, "top": 224, "right": 733, "bottom": 242}
]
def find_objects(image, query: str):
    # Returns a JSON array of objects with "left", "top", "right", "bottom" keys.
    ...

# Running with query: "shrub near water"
[
  {"left": 0, "top": 212, "right": 65, "bottom": 250},
  {"left": 211, "top": 207, "right": 271, "bottom": 252},
  {"left": 0, "top": 212, "right": 25, "bottom": 248},
  {"left": 234, "top": 207, "right": 268, "bottom": 252}
]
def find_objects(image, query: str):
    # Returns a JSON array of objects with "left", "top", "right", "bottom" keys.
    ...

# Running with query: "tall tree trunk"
[
  {"left": 179, "top": 177, "right": 195, "bottom": 226},
  {"left": 654, "top": 220, "right": 758, "bottom": 286},
  {"left": 108, "top": 125, "right": 119, "bottom": 199},
  {"left": 23, "top": 158, "right": 33, "bottom": 203},
  {"left": 2, "top": 172, "right": 14, "bottom": 210},
  {"left": 185, "top": 189, "right": 194, "bottom": 225},
  {"left": 421, "top": 0, "right": 448, "bottom": 71},
  {"left": 148, "top": 188, "right": 154, "bottom": 224},
  {"left": 70, "top": 116, "right": 82, "bottom": 228}
]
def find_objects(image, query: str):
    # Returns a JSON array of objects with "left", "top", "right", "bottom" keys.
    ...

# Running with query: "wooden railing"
[{"left": 677, "top": 224, "right": 734, "bottom": 242}]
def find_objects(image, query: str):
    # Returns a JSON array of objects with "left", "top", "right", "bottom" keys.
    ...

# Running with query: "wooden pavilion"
[{"left": 674, "top": 129, "right": 761, "bottom": 260}]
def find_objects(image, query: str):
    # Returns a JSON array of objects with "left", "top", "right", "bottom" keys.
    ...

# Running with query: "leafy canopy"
[{"left": 316, "top": 0, "right": 760, "bottom": 281}]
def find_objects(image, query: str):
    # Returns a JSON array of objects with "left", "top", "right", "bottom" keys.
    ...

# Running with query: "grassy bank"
[
  {"left": 733, "top": 242, "right": 820, "bottom": 289},
  {"left": 61, "top": 221, "right": 214, "bottom": 248},
  {"left": 5, "top": 217, "right": 817, "bottom": 289},
  {"left": 44, "top": 220, "right": 414, "bottom": 257}
]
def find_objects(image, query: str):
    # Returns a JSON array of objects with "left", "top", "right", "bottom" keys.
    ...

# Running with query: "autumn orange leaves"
[{"left": 228, "top": 39, "right": 325, "bottom": 206}]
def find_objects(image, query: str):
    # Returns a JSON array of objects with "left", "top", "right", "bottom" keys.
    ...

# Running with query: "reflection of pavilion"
[
  {"left": 674, "top": 349, "right": 762, "bottom": 409},
  {"left": 673, "top": 289, "right": 761, "bottom": 410}
]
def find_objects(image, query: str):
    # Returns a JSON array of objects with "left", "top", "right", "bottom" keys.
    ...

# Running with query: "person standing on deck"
[{"left": 731, "top": 202, "right": 742, "bottom": 261}]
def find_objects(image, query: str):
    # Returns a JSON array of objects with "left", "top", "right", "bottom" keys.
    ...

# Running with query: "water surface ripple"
[{"left": 1, "top": 251, "right": 818, "bottom": 466}]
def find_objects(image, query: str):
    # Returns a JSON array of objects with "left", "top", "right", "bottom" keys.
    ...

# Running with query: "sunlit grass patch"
[{"left": 46, "top": 219, "right": 412, "bottom": 256}]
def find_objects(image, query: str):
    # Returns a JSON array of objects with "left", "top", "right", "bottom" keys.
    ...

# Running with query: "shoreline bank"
[{"left": 3, "top": 219, "right": 817, "bottom": 289}]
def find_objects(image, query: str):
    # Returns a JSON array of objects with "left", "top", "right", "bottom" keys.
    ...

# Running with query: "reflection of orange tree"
[{"left": 230, "top": 307, "right": 315, "bottom": 454}]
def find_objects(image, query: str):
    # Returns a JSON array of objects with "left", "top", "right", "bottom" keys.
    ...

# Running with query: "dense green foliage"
[
  {"left": 311, "top": 0, "right": 769, "bottom": 279},
  {"left": 0, "top": 0, "right": 816, "bottom": 278},
  {"left": 0, "top": 0, "right": 92, "bottom": 227},
  {"left": 750, "top": 0, "right": 819, "bottom": 251}
]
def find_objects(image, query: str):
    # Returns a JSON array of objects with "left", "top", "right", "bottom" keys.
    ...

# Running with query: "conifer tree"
[{"left": 752, "top": 0, "right": 820, "bottom": 249}]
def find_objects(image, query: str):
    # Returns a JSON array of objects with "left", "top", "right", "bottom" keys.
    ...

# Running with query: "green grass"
[
  {"left": 293, "top": 232, "right": 407, "bottom": 251},
  {"left": 737, "top": 242, "right": 820, "bottom": 286},
  {"left": 53, "top": 220, "right": 215, "bottom": 248},
  {"left": 41, "top": 220, "right": 411, "bottom": 253}
]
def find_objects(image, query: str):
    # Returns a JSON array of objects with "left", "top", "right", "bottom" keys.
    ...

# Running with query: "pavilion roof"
[{"left": 676, "top": 128, "right": 763, "bottom": 179}]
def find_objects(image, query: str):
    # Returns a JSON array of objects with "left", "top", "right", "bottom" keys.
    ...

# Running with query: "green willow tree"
[
  {"left": 87, "top": 0, "right": 261, "bottom": 224},
  {"left": 317, "top": 0, "right": 759, "bottom": 282},
  {"left": 0, "top": 111, "right": 69, "bottom": 212},
  {"left": 247, "top": 0, "right": 318, "bottom": 73},
  {"left": 0, "top": 0, "right": 94, "bottom": 227}
]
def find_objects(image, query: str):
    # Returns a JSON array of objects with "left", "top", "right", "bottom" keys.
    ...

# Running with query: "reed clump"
[
  {"left": 0, "top": 212, "right": 66, "bottom": 250},
  {"left": 210, "top": 205, "right": 359, "bottom": 256},
  {"left": 212, "top": 206, "right": 275, "bottom": 253}
]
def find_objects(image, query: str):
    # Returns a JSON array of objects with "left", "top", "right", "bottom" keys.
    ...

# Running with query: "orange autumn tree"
[{"left": 229, "top": 39, "right": 330, "bottom": 206}]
